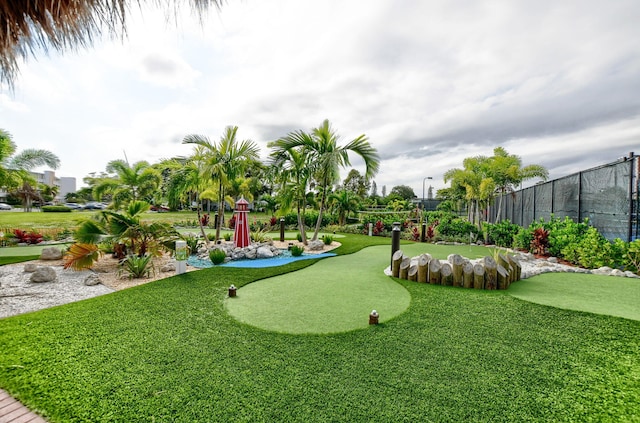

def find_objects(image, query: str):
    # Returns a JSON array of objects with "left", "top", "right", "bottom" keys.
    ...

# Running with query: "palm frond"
[{"left": 63, "top": 243, "right": 103, "bottom": 270}]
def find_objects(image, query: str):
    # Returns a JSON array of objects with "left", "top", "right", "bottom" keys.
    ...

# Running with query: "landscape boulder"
[
  {"left": 84, "top": 274, "right": 102, "bottom": 286},
  {"left": 160, "top": 262, "right": 176, "bottom": 272},
  {"left": 257, "top": 247, "right": 274, "bottom": 258},
  {"left": 308, "top": 240, "right": 324, "bottom": 251},
  {"left": 30, "top": 266, "right": 57, "bottom": 283},
  {"left": 40, "top": 247, "right": 63, "bottom": 260}
]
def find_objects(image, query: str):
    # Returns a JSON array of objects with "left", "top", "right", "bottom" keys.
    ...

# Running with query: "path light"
[
  {"left": 369, "top": 310, "right": 379, "bottom": 325},
  {"left": 228, "top": 284, "right": 237, "bottom": 297}
]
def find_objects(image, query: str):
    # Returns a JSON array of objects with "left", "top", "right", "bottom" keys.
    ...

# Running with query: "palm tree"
[
  {"left": 0, "top": 128, "right": 60, "bottom": 210},
  {"left": 183, "top": 126, "right": 260, "bottom": 242},
  {"left": 1, "top": 1, "right": 221, "bottom": 88},
  {"left": 328, "top": 190, "right": 361, "bottom": 226},
  {"left": 166, "top": 152, "right": 210, "bottom": 242},
  {"left": 93, "top": 159, "right": 161, "bottom": 209},
  {"left": 443, "top": 155, "right": 495, "bottom": 228},
  {"left": 487, "top": 147, "right": 548, "bottom": 222},
  {"left": 271, "top": 119, "right": 379, "bottom": 241},
  {"left": 268, "top": 142, "right": 313, "bottom": 244}
]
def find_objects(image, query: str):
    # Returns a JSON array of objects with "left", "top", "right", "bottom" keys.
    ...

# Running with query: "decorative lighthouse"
[{"left": 233, "top": 197, "right": 251, "bottom": 248}]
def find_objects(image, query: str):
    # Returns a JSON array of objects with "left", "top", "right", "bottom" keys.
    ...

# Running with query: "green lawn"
[{"left": 0, "top": 235, "right": 639, "bottom": 422}]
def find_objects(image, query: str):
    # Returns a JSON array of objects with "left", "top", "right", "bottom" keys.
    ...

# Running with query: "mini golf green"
[
  {"left": 224, "top": 243, "right": 493, "bottom": 334},
  {"left": 225, "top": 245, "right": 411, "bottom": 334},
  {"left": 508, "top": 272, "right": 640, "bottom": 321}
]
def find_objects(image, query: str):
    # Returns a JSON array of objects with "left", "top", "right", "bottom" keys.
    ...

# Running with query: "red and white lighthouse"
[{"left": 233, "top": 197, "right": 251, "bottom": 248}]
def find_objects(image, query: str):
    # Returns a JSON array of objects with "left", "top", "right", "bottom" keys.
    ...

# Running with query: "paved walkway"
[{"left": 0, "top": 389, "right": 46, "bottom": 423}]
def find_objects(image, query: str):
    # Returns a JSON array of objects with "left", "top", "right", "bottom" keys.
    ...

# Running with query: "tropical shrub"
[
  {"left": 513, "top": 227, "right": 533, "bottom": 251},
  {"left": 224, "top": 233, "right": 232, "bottom": 241},
  {"left": 626, "top": 239, "right": 640, "bottom": 273},
  {"left": 269, "top": 216, "right": 278, "bottom": 227},
  {"left": 483, "top": 220, "right": 520, "bottom": 248},
  {"left": 12, "top": 229, "right": 43, "bottom": 244},
  {"left": 436, "top": 218, "right": 479, "bottom": 240},
  {"left": 542, "top": 216, "right": 590, "bottom": 258},
  {"left": 322, "top": 235, "right": 333, "bottom": 245},
  {"left": 251, "top": 228, "right": 271, "bottom": 243},
  {"left": 228, "top": 215, "right": 236, "bottom": 229},
  {"left": 200, "top": 213, "right": 210, "bottom": 227},
  {"left": 296, "top": 233, "right": 303, "bottom": 242},
  {"left": 290, "top": 245, "right": 304, "bottom": 256},
  {"left": 118, "top": 254, "right": 154, "bottom": 279},
  {"left": 531, "top": 227, "right": 550, "bottom": 255},
  {"left": 209, "top": 249, "right": 227, "bottom": 265},
  {"left": 184, "top": 236, "right": 199, "bottom": 255}
]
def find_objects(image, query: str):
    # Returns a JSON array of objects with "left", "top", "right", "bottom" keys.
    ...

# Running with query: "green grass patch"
[
  {"left": 509, "top": 272, "right": 640, "bottom": 321},
  {"left": 0, "top": 255, "right": 40, "bottom": 265},
  {"left": 0, "top": 243, "right": 71, "bottom": 257},
  {"left": 0, "top": 235, "right": 638, "bottom": 422}
]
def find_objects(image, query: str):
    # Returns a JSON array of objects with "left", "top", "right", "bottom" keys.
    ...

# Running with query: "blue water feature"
[{"left": 187, "top": 250, "right": 337, "bottom": 269}]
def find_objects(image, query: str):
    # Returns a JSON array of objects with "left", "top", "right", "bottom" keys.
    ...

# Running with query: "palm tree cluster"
[
  {"left": 442, "top": 147, "right": 548, "bottom": 227},
  {"left": 0, "top": 0, "right": 220, "bottom": 87},
  {"left": 0, "top": 128, "right": 60, "bottom": 210}
]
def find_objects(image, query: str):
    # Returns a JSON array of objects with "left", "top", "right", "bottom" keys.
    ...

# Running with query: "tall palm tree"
[
  {"left": 268, "top": 141, "right": 313, "bottom": 244},
  {"left": 166, "top": 151, "right": 210, "bottom": 242},
  {"left": 183, "top": 126, "right": 260, "bottom": 242},
  {"left": 93, "top": 159, "right": 161, "bottom": 209},
  {"left": 271, "top": 120, "right": 379, "bottom": 241},
  {"left": 1, "top": 0, "right": 221, "bottom": 88},
  {"left": 487, "top": 147, "right": 548, "bottom": 222}
]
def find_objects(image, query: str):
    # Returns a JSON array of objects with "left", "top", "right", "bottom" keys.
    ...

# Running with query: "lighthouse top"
[{"left": 236, "top": 197, "right": 249, "bottom": 211}]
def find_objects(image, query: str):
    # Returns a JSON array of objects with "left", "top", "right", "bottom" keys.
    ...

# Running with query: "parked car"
[
  {"left": 83, "top": 202, "right": 107, "bottom": 210},
  {"left": 63, "top": 203, "right": 84, "bottom": 210},
  {"left": 150, "top": 205, "right": 170, "bottom": 212},
  {"left": 0, "top": 202, "right": 12, "bottom": 210}
]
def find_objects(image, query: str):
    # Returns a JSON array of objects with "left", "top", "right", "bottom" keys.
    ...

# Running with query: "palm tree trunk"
[
  {"left": 312, "top": 177, "right": 329, "bottom": 241},
  {"left": 216, "top": 181, "right": 224, "bottom": 242},
  {"left": 296, "top": 201, "right": 307, "bottom": 245},
  {"left": 195, "top": 195, "right": 209, "bottom": 247}
]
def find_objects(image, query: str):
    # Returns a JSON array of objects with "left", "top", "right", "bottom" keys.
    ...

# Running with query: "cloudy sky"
[{"left": 2, "top": 0, "right": 639, "bottom": 197}]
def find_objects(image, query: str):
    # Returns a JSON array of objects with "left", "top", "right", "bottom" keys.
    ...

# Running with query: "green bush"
[
  {"left": 322, "top": 235, "right": 333, "bottom": 245},
  {"left": 626, "top": 239, "right": 640, "bottom": 273},
  {"left": 483, "top": 220, "right": 520, "bottom": 247},
  {"left": 290, "top": 245, "right": 304, "bottom": 256},
  {"left": 296, "top": 233, "right": 303, "bottom": 242},
  {"left": 224, "top": 233, "right": 232, "bottom": 241},
  {"left": 572, "top": 227, "right": 612, "bottom": 269},
  {"left": 436, "top": 218, "right": 479, "bottom": 240},
  {"left": 281, "top": 211, "right": 336, "bottom": 228},
  {"left": 209, "top": 249, "right": 227, "bottom": 265},
  {"left": 118, "top": 255, "right": 153, "bottom": 279},
  {"left": 41, "top": 205, "right": 71, "bottom": 212},
  {"left": 513, "top": 227, "right": 533, "bottom": 251},
  {"left": 542, "top": 216, "right": 590, "bottom": 258}
]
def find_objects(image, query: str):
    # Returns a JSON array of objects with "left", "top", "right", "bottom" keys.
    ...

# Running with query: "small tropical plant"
[
  {"left": 200, "top": 213, "right": 210, "bottom": 227},
  {"left": 322, "top": 234, "right": 333, "bottom": 245},
  {"left": 209, "top": 249, "right": 227, "bottom": 265},
  {"left": 296, "top": 233, "right": 303, "bottom": 242},
  {"left": 12, "top": 229, "right": 43, "bottom": 244},
  {"left": 531, "top": 227, "right": 549, "bottom": 255},
  {"left": 290, "top": 245, "right": 304, "bottom": 256},
  {"left": 184, "top": 236, "right": 199, "bottom": 255},
  {"left": 118, "top": 254, "right": 154, "bottom": 279},
  {"left": 224, "top": 232, "right": 232, "bottom": 241},
  {"left": 251, "top": 228, "right": 271, "bottom": 243}
]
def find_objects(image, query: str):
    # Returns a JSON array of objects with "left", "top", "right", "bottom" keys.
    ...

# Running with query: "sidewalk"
[{"left": 0, "top": 389, "right": 46, "bottom": 423}]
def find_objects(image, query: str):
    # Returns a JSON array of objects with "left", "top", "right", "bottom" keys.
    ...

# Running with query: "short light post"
[
  {"left": 279, "top": 218, "right": 285, "bottom": 242},
  {"left": 228, "top": 284, "right": 237, "bottom": 297},
  {"left": 391, "top": 222, "right": 401, "bottom": 266},
  {"left": 175, "top": 240, "right": 187, "bottom": 275}
]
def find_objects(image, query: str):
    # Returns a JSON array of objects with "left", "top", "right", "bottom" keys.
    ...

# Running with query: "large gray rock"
[
  {"left": 160, "top": 262, "right": 176, "bottom": 272},
  {"left": 257, "top": 247, "right": 274, "bottom": 258},
  {"left": 30, "top": 266, "right": 57, "bottom": 283},
  {"left": 308, "top": 240, "right": 325, "bottom": 251},
  {"left": 40, "top": 247, "right": 63, "bottom": 260},
  {"left": 245, "top": 248, "right": 257, "bottom": 259},
  {"left": 84, "top": 274, "right": 102, "bottom": 286}
]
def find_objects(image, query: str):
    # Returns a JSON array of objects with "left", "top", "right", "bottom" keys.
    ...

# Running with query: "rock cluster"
[
  {"left": 196, "top": 241, "right": 283, "bottom": 263},
  {"left": 512, "top": 252, "right": 639, "bottom": 279}
]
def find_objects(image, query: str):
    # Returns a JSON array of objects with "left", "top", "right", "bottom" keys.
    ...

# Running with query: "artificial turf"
[
  {"left": 0, "top": 235, "right": 639, "bottom": 422},
  {"left": 508, "top": 272, "right": 640, "bottom": 321}
]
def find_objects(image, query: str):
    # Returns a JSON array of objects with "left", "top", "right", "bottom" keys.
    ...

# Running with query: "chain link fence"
[{"left": 489, "top": 152, "right": 639, "bottom": 241}]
